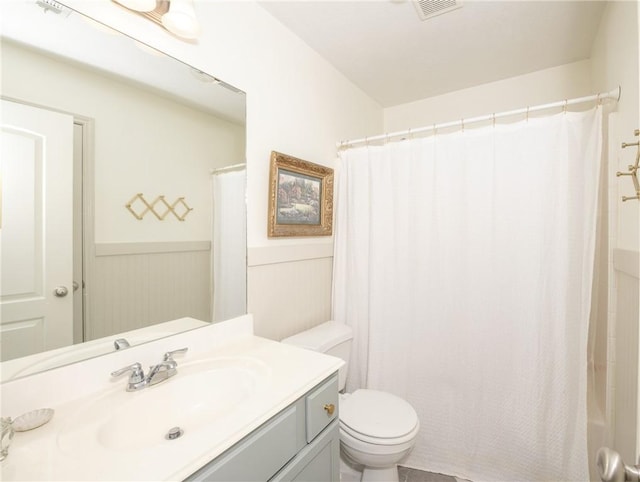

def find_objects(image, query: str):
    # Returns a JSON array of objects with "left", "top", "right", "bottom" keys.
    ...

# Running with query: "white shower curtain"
[
  {"left": 333, "top": 108, "right": 603, "bottom": 482},
  {"left": 211, "top": 168, "right": 247, "bottom": 322}
]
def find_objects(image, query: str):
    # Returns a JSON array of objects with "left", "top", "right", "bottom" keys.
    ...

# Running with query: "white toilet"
[{"left": 282, "top": 321, "right": 419, "bottom": 482}]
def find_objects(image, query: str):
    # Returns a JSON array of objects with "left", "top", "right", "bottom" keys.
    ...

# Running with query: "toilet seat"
[{"left": 340, "top": 389, "right": 419, "bottom": 446}]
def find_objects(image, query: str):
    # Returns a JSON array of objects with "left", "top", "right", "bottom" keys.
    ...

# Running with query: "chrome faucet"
[{"left": 111, "top": 347, "right": 188, "bottom": 391}]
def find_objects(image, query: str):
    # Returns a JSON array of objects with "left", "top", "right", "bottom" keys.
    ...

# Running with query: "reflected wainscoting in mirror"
[{"left": 0, "top": 0, "right": 247, "bottom": 378}]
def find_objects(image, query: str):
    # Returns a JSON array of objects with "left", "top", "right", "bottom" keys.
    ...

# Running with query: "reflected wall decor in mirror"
[{"left": 0, "top": 0, "right": 247, "bottom": 380}]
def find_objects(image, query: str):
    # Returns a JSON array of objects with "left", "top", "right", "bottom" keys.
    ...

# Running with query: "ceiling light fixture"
[
  {"left": 111, "top": 0, "right": 200, "bottom": 40},
  {"left": 162, "top": 0, "right": 200, "bottom": 40}
]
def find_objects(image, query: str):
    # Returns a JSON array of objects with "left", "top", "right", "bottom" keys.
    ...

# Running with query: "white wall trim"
[
  {"left": 248, "top": 244, "right": 333, "bottom": 267},
  {"left": 613, "top": 248, "right": 639, "bottom": 279},
  {"left": 95, "top": 241, "right": 211, "bottom": 257}
]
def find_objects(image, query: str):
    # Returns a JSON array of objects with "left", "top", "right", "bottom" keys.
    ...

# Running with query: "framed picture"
[{"left": 268, "top": 151, "right": 333, "bottom": 237}]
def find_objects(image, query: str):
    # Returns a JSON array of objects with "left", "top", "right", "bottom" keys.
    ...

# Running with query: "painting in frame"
[{"left": 268, "top": 151, "right": 333, "bottom": 237}]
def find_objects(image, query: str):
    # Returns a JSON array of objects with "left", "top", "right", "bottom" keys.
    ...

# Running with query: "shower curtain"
[
  {"left": 211, "top": 168, "right": 246, "bottom": 322},
  {"left": 332, "top": 107, "right": 603, "bottom": 482}
]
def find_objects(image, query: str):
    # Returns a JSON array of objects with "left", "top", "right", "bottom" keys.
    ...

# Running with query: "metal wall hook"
[
  {"left": 618, "top": 129, "right": 640, "bottom": 202},
  {"left": 622, "top": 141, "right": 640, "bottom": 149}
]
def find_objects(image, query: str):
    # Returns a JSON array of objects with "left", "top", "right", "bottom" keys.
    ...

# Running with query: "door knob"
[
  {"left": 596, "top": 447, "right": 640, "bottom": 482},
  {"left": 53, "top": 286, "right": 68, "bottom": 297}
]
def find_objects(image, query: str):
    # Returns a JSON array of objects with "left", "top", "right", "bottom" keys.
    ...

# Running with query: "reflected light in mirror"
[
  {"left": 112, "top": 0, "right": 201, "bottom": 41},
  {"left": 162, "top": 0, "right": 200, "bottom": 39}
]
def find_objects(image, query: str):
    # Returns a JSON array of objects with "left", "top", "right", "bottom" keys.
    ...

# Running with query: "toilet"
[{"left": 282, "top": 321, "right": 419, "bottom": 482}]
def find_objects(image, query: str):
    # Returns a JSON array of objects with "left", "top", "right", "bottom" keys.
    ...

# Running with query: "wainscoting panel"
[
  {"left": 85, "top": 243, "right": 211, "bottom": 341},
  {"left": 247, "top": 244, "right": 333, "bottom": 341},
  {"left": 612, "top": 248, "right": 640, "bottom": 463}
]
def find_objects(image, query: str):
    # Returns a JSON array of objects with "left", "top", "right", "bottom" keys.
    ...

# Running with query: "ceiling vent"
[{"left": 413, "top": 0, "right": 463, "bottom": 21}]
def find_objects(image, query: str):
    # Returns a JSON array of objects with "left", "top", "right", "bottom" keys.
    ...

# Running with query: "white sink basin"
[{"left": 57, "top": 356, "right": 271, "bottom": 453}]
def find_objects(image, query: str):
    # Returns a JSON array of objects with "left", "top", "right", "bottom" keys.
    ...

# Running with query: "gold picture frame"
[{"left": 268, "top": 151, "right": 333, "bottom": 237}]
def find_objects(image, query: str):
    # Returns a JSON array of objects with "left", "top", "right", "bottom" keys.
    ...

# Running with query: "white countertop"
[
  {"left": 0, "top": 318, "right": 210, "bottom": 383},
  {"left": 0, "top": 315, "right": 343, "bottom": 481}
]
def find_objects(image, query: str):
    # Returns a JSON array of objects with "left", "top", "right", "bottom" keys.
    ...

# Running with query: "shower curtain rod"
[
  {"left": 337, "top": 86, "right": 621, "bottom": 149},
  {"left": 210, "top": 163, "right": 246, "bottom": 174}
]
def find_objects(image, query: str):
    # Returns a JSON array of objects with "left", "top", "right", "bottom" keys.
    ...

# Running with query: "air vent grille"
[{"left": 413, "top": 0, "right": 462, "bottom": 21}]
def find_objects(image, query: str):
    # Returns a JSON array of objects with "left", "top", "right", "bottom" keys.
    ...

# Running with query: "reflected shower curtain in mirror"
[
  {"left": 211, "top": 168, "right": 246, "bottom": 322},
  {"left": 332, "top": 107, "right": 602, "bottom": 481}
]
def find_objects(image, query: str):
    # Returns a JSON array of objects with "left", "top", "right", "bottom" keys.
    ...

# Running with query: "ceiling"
[{"left": 259, "top": 0, "right": 607, "bottom": 108}]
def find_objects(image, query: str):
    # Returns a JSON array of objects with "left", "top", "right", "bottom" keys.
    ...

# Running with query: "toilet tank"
[{"left": 281, "top": 321, "right": 353, "bottom": 391}]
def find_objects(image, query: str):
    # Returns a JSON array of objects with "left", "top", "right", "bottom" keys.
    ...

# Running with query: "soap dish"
[{"left": 12, "top": 408, "right": 54, "bottom": 432}]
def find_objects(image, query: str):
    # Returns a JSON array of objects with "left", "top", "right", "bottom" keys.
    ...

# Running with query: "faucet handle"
[
  {"left": 111, "top": 362, "right": 145, "bottom": 383},
  {"left": 163, "top": 347, "right": 188, "bottom": 362}
]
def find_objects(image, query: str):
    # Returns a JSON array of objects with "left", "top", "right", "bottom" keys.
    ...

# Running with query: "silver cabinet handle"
[
  {"left": 53, "top": 286, "right": 68, "bottom": 297},
  {"left": 72, "top": 281, "right": 79, "bottom": 292}
]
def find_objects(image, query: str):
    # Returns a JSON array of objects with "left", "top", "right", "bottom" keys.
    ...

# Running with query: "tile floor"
[
  {"left": 398, "top": 466, "right": 466, "bottom": 482},
  {"left": 341, "top": 463, "right": 470, "bottom": 482}
]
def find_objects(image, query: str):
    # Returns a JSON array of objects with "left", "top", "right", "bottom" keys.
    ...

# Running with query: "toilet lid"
[{"left": 340, "top": 389, "right": 418, "bottom": 440}]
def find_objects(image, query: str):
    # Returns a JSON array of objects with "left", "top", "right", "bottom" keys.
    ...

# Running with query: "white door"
[{"left": 0, "top": 99, "right": 74, "bottom": 361}]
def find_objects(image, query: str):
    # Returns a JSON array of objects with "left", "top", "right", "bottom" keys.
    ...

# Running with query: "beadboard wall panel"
[
  {"left": 612, "top": 249, "right": 640, "bottom": 463},
  {"left": 85, "top": 244, "right": 211, "bottom": 340},
  {"left": 247, "top": 245, "right": 333, "bottom": 341}
]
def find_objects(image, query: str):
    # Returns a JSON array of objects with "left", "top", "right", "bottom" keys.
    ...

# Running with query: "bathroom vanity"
[
  {"left": 187, "top": 374, "right": 340, "bottom": 481},
  {"left": 0, "top": 315, "right": 343, "bottom": 481}
]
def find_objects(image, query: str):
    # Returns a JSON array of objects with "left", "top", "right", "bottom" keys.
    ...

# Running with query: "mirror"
[{"left": 0, "top": 1, "right": 247, "bottom": 380}]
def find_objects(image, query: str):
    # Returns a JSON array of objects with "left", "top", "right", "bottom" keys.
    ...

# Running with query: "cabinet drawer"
[
  {"left": 270, "top": 419, "right": 340, "bottom": 482},
  {"left": 305, "top": 374, "right": 339, "bottom": 443},
  {"left": 185, "top": 402, "right": 304, "bottom": 481}
]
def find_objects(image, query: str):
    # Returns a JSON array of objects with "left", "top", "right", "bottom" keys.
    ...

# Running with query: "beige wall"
[
  {"left": 591, "top": 1, "right": 639, "bottom": 253},
  {"left": 56, "top": 7, "right": 638, "bottom": 437},
  {"left": 590, "top": 0, "right": 640, "bottom": 465},
  {"left": 384, "top": 60, "right": 594, "bottom": 132},
  {"left": 1, "top": 41, "right": 244, "bottom": 244},
  {"left": 62, "top": 0, "right": 383, "bottom": 339}
]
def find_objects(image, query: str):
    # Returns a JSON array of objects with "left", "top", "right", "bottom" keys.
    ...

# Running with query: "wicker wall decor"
[{"left": 125, "top": 193, "right": 193, "bottom": 221}]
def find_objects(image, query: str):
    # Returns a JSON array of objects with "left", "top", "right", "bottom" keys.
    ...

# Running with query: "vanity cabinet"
[{"left": 185, "top": 373, "right": 340, "bottom": 482}]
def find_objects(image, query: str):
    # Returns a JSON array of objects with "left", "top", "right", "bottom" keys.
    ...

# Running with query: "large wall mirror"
[{"left": 0, "top": 1, "right": 247, "bottom": 380}]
